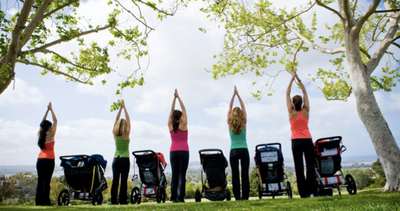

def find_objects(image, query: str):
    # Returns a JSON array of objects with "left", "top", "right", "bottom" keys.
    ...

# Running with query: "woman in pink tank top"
[
  {"left": 168, "top": 89, "right": 189, "bottom": 202},
  {"left": 286, "top": 70, "right": 316, "bottom": 198}
]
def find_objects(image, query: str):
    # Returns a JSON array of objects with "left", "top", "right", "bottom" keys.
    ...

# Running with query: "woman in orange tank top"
[
  {"left": 286, "top": 70, "right": 316, "bottom": 198},
  {"left": 36, "top": 102, "right": 57, "bottom": 206}
]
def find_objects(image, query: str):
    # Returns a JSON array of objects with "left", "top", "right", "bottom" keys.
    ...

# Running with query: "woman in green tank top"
[
  {"left": 227, "top": 86, "right": 250, "bottom": 200},
  {"left": 111, "top": 100, "right": 131, "bottom": 204}
]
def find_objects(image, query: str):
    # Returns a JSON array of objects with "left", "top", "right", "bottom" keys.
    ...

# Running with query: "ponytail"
[
  {"left": 172, "top": 110, "right": 182, "bottom": 132},
  {"left": 38, "top": 120, "right": 52, "bottom": 149}
]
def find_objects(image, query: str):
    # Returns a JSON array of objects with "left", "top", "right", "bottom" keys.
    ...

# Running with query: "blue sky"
[{"left": 0, "top": 0, "right": 399, "bottom": 168}]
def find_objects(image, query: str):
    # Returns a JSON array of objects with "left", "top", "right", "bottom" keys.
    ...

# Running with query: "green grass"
[{"left": 1, "top": 189, "right": 399, "bottom": 211}]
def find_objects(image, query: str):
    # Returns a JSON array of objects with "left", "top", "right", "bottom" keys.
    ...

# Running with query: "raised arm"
[
  {"left": 286, "top": 72, "right": 296, "bottom": 112},
  {"left": 114, "top": 101, "right": 123, "bottom": 131},
  {"left": 296, "top": 72, "right": 309, "bottom": 111},
  {"left": 227, "top": 87, "right": 236, "bottom": 124},
  {"left": 48, "top": 102, "right": 57, "bottom": 135},
  {"left": 121, "top": 100, "right": 131, "bottom": 135},
  {"left": 168, "top": 92, "right": 177, "bottom": 127},
  {"left": 175, "top": 89, "right": 187, "bottom": 127},
  {"left": 235, "top": 87, "right": 247, "bottom": 124}
]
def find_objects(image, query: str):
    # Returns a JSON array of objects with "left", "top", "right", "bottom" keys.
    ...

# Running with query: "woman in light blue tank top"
[{"left": 227, "top": 86, "right": 250, "bottom": 200}]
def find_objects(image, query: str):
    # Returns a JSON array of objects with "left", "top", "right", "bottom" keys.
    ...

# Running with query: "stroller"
[
  {"left": 314, "top": 136, "right": 357, "bottom": 196},
  {"left": 254, "top": 143, "right": 292, "bottom": 199},
  {"left": 195, "top": 149, "right": 231, "bottom": 202},
  {"left": 58, "top": 154, "right": 108, "bottom": 206},
  {"left": 130, "top": 150, "right": 167, "bottom": 204}
]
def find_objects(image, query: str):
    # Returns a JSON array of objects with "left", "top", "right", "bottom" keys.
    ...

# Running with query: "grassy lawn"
[{"left": 1, "top": 189, "right": 399, "bottom": 211}]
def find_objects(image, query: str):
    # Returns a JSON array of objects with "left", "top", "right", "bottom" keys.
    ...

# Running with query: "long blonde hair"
[
  {"left": 114, "top": 119, "right": 127, "bottom": 136},
  {"left": 229, "top": 107, "right": 244, "bottom": 134}
]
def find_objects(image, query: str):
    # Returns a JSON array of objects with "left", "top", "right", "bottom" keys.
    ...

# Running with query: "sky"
[{"left": 0, "top": 0, "right": 399, "bottom": 171}]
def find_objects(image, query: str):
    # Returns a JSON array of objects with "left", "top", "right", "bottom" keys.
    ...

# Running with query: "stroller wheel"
[
  {"left": 195, "top": 189, "right": 201, "bottom": 202},
  {"left": 257, "top": 184, "right": 262, "bottom": 199},
  {"left": 91, "top": 189, "right": 103, "bottom": 205},
  {"left": 345, "top": 174, "right": 357, "bottom": 195},
  {"left": 57, "top": 189, "right": 70, "bottom": 206},
  {"left": 315, "top": 177, "right": 325, "bottom": 197},
  {"left": 324, "top": 188, "right": 333, "bottom": 196},
  {"left": 225, "top": 189, "right": 231, "bottom": 201},
  {"left": 162, "top": 188, "right": 166, "bottom": 203},
  {"left": 286, "top": 181, "right": 292, "bottom": 199},
  {"left": 156, "top": 188, "right": 162, "bottom": 203},
  {"left": 130, "top": 187, "right": 141, "bottom": 204}
]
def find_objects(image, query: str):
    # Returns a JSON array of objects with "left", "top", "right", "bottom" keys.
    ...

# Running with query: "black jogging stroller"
[
  {"left": 254, "top": 143, "right": 292, "bottom": 199},
  {"left": 195, "top": 149, "right": 231, "bottom": 202},
  {"left": 314, "top": 136, "right": 357, "bottom": 196},
  {"left": 58, "top": 154, "right": 108, "bottom": 206},
  {"left": 130, "top": 150, "right": 167, "bottom": 204}
]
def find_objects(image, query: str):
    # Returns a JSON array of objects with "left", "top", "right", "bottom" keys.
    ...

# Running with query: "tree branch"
[
  {"left": 16, "top": 59, "right": 90, "bottom": 84},
  {"left": 23, "top": 24, "right": 113, "bottom": 55},
  {"left": 3, "top": 0, "right": 34, "bottom": 64},
  {"left": 315, "top": 0, "right": 344, "bottom": 21},
  {"left": 284, "top": 23, "right": 346, "bottom": 54},
  {"left": 375, "top": 9, "right": 400, "bottom": 13},
  {"left": 326, "top": 87, "right": 353, "bottom": 101},
  {"left": 20, "top": 0, "right": 52, "bottom": 48},
  {"left": 43, "top": 0, "right": 79, "bottom": 19},
  {"left": 43, "top": 50, "right": 98, "bottom": 72},
  {"left": 133, "top": 0, "right": 177, "bottom": 16},
  {"left": 360, "top": 47, "right": 371, "bottom": 59},
  {"left": 115, "top": 0, "right": 154, "bottom": 33},
  {"left": 366, "top": 2, "right": 400, "bottom": 75},
  {"left": 354, "top": 0, "right": 380, "bottom": 32}
]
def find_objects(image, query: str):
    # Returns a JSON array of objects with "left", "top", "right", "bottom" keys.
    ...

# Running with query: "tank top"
[
  {"left": 289, "top": 110, "right": 312, "bottom": 139},
  {"left": 229, "top": 129, "right": 248, "bottom": 149},
  {"left": 114, "top": 136, "right": 130, "bottom": 158},
  {"left": 170, "top": 129, "right": 189, "bottom": 152},
  {"left": 38, "top": 140, "right": 55, "bottom": 159}
]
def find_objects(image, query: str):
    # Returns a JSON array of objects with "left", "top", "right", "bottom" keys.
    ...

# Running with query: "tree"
[
  {"left": 200, "top": 0, "right": 400, "bottom": 190},
  {"left": 344, "top": 169, "right": 373, "bottom": 190},
  {"left": 0, "top": 175, "right": 16, "bottom": 202},
  {"left": 0, "top": 0, "right": 185, "bottom": 109},
  {"left": 371, "top": 158, "right": 386, "bottom": 187},
  {"left": 9, "top": 172, "right": 37, "bottom": 202}
]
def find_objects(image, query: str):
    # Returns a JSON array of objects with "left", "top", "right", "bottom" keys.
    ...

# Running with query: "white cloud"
[{"left": 0, "top": 78, "right": 44, "bottom": 105}]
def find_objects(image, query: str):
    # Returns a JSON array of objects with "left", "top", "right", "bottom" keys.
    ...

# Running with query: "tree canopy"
[{"left": 0, "top": 0, "right": 186, "bottom": 110}]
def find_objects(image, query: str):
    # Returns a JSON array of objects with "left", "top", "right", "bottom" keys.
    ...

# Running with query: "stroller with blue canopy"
[
  {"left": 57, "top": 154, "right": 108, "bottom": 206},
  {"left": 254, "top": 143, "right": 292, "bottom": 199}
]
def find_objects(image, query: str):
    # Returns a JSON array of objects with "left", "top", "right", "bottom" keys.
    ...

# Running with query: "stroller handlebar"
[
  {"left": 198, "top": 149, "right": 224, "bottom": 155},
  {"left": 59, "top": 155, "right": 90, "bottom": 161},
  {"left": 315, "top": 136, "right": 342, "bottom": 144},
  {"left": 132, "top": 150, "right": 156, "bottom": 157},
  {"left": 255, "top": 143, "right": 281, "bottom": 151}
]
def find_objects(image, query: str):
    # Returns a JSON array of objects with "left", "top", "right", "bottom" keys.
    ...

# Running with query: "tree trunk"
[{"left": 345, "top": 30, "right": 400, "bottom": 191}]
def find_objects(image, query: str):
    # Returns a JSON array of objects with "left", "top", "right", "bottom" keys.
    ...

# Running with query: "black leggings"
[
  {"left": 230, "top": 148, "right": 250, "bottom": 200},
  {"left": 170, "top": 151, "right": 189, "bottom": 202},
  {"left": 36, "top": 158, "right": 55, "bottom": 206},
  {"left": 111, "top": 157, "right": 130, "bottom": 204},
  {"left": 291, "top": 139, "right": 316, "bottom": 198}
]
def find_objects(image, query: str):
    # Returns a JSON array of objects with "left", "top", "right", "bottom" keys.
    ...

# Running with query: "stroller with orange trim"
[
  {"left": 130, "top": 150, "right": 167, "bottom": 204},
  {"left": 314, "top": 136, "right": 357, "bottom": 196}
]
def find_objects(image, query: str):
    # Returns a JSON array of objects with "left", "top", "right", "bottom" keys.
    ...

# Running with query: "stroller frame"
[
  {"left": 195, "top": 149, "right": 231, "bottom": 202},
  {"left": 254, "top": 143, "right": 292, "bottom": 199},
  {"left": 130, "top": 150, "right": 167, "bottom": 204},
  {"left": 57, "top": 154, "right": 108, "bottom": 206},
  {"left": 314, "top": 136, "right": 357, "bottom": 196}
]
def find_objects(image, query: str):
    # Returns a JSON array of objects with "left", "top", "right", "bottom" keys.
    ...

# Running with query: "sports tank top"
[
  {"left": 38, "top": 140, "right": 55, "bottom": 159},
  {"left": 229, "top": 129, "right": 248, "bottom": 149},
  {"left": 170, "top": 129, "right": 189, "bottom": 152},
  {"left": 289, "top": 110, "right": 312, "bottom": 139},
  {"left": 114, "top": 136, "right": 130, "bottom": 158}
]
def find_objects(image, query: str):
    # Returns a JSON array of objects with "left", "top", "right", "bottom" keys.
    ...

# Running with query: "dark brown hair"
[
  {"left": 38, "top": 120, "right": 52, "bottom": 149},
  {"left": 172, "top": 110, "right": 182, "bottom": 132},
  {"left": 292, "top": 95, "right": 303, "bottom": 111}
]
